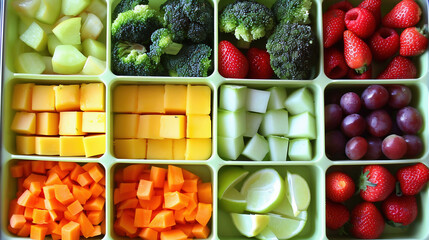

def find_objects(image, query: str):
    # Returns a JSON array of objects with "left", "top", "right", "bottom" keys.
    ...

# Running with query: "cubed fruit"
[
  {"left": 114, "top": 139, "right": 147, "bottom": 159},
  {"left": 288, "top": 138, "right": 312, "bottom": 161},
  {"left": 62, "top": 0, "right": 90, "bottom": 16},
  {"left": 287, "top": 112, "right": 316, "bottom": 139},
  {"left": 35, "top": 0, "right": 61, "bottom": 24},
  {"left": 59, "top": 112, "right": 84, "bottom": 135},
  {"left": 114, "top": 114, "right": 139, "bottom": 139},
  {"left": 113, "top": 85, "right": 138, "bottom": 113},
  {"left": 284, "top": 87, "right": 314, "bottom": 115},
  {"left": 11, "top": 0, "right": 41, "bottom": 18},
  {"left": 81, "top": 13, "right": 103, "bottom": 40},
  {"left": 80, "top": 83, "right": 105, "bottom": 111},
  {"left": 173, "top": 139, "right": 186, "bottom": 160},
  {"left": 54, "top": 84, "right": 80, "bottom": 111},
  {"left": 82, "top": 112, "right": 106, "bottom": 133},
  {"left": 52, "top": 45, "right": 87, "bottom": 74},
  {"left": 35, "top": 136, "right": 59, "bottom": 155},
  {"left": 185, "top": 139, "right": 212, "bottom": 160},
  {"left": 83, "top": 134, "right": 106, "bottom": 157},
  {"left": 147, "top": 139, "right": 173, "bottom": 159},
  {"left": 15, "top": 52, "right": 45, "bottom": 74},
  {"left": 260, "top": 109, "right": 289, "bottom": 136},
  {"left": 59, "top": 136, "right": 85, "bottom": 157},
  {"left": 137, "top": 115, "right": 162, "bottom": 139},
  {"left": 187, "top": 85, "right": 211, "bottom": 115},
  {"left": 164, "top": 85, "right": 187, "bottom": 114},
  {"left": 242, "top": 133, "right": 269, "bottom": 161},
  {"left": 267, "top": 86, "right": 287, "bottom": 110},
  {"left": 36, "top": 112, "right": 59, "bottom": 135},
  {"left": 218, "top": 136, "right": 244, "bottom": 160},
  {"left": 85, "top": 0, "right": 107, "bottom": 20},
  {"left": 218, "top": 109, "right": 246, "bottom": 138},
  {"left": 11, "top": 112, "right": 36, "bottom": 135},
  {"left": 268, "top": 136, "right": 289, "bottom": 161},
  {"left": 32, "top": 85, "right": 55, "bottom": 111},
  {"left": 82, "top": 39, "right": 106, "bottom": 61},
  {"left": 244, "top": 112, "right": 263, "bottom": 138},
  {"left": 12, "top": 83, "right": 34, "bottom": 111},
  {"left": 219, "top": 85, "right": 247, "bottom": 111},
  {"left": 47, "top": 34, "right": 61, "bottom": 55},
  {"left": 19, "top": 22, "right": 48, "bottom": 52},
  {"left": 160, "top": 115, "right": 186, "bottom": 139},
  {"left": 187, "top": 115, "right": 211, "bottom": 138},
  {"left": 52, "top": 17, "right": 82, "bottom": 45},
  {"left": 246, "top": 88, "right": 271, "bottom": 113},
  {"left": 81, "top": 56, "right": 106, "bottom": 75},
  {"left": 137, "top": 85, "right": 165, "bottom": 113},
  {"left": 42, "top": 56, "right": 54, "bottom": 74},
  {"left": 16, "top": 135, "right": 36, "bottom": 155}
]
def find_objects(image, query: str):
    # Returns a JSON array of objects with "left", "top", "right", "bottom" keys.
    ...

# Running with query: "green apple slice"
[
  {"left": 231, "top": 213, "right": 269, "bottom": 238},
  {"left": 81, "top": 56, "right": 106, "bottom": 75},
  {"left": 219, "top": 85, "right": 247, "bottom": 111},
  {"left": 52, "top": 45, "right": 87, "bottom": 74},
  {"left": 12, "top": 0, "right": 41, "bottom": 18},
  {"left": 218, "top": 136, "right": 244, "bottom": 161},
  {"left": 35, "top": 0, "right": 61, "bottom": 24},
  {"left": 260, "top": 109, "right": 289, "bottom": 136},
  {"left": 52, "top": 17, "right": 82, "bottom": 45},
  {"left": 257, "top": 214, "right": 306, "bottom": 239},
  {"left": 267, "top": 86, "right": 287, "bottom": 110},
  {"left": 82, "top": 39, "right": 106, "bottom": 60},
  {"left": 219, "top": 188, "right": 247, "bottom": 213},
  {"left": 284, "top": 87, "right": 314, "bottom": 115},
  {"left": 285, "top": 171, "right": 311, "bottom": 216},
  {"left": 81, "top": 13, "right": 103, "bottom": 40},
  {"left": 242, "top": 133, "right": 269, "bottom": 161},
  {"left": 19, "top": 22, "right": 48, "bottom": 52},
  {"left": 244, "top": 112, "right": 263, "bottom": 138},
  {"left": 218, "top": 166, "right": 249, "bottom": 198},
  {"left": 287, "top": 112, "right": 316, "bottom": 139},
  {"left": 15, "top": 52, "right": 45, "bottom": 74},
  {"left": 288, "top": 138, "right": 312, "bottom": 161},
  {"left": 268, "top": 135, "right": 289, "bottom": 161},
  {"left": 86, "top": 0, "right": 107, "bottom": 20},
  {"left": 62, "top": 0, "right": 91, "bottom": 16}
]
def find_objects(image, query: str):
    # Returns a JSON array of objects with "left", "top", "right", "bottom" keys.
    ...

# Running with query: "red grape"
[
  {"left": 341, "top": 114, "right": 366, "bottom": 137},
  {"left": 366, "top": 110, "right": 392, "bottom": 137},
  {"left": 382, "top": 134, "right": 407, "bottom": 160},
  {"left": 326, "top": 130, "right": 347, "bottom": 159},
  {"left": 403, "top": 135, "right": 423, "bottom": 158},
  {"left": 325, "top": 104, "right": 343, "bottom": 131},
  {"left": 345, "top": 136, "right": 368, "bottom": 160},
  {"left": 387, "top": 85, "right": 412, "bottom": 109},
  {"left": 364, "top": 136, "right": 383, "bottom": 160},
  {"left": 396, "top": 106, "right": 423, "bottom": 134},
  {"left": 361, "top": 85, "right": 389, "bottom": 110},
  {"left": 340, "top": 92, "right": 362, "bottom": 114}
]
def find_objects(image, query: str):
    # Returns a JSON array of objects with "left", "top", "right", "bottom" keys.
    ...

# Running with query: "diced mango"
[
  {"left": 114, "top": 114, "right": 139, "bottom": 139},
  {"left": 36, "top": 112, "right": 59, "bottom": 135},
  {"left": 11, "top": 112, "right": 36, "bottom": 135},
  {"left": 114, "top": 139, "right": 147, "bottom": 159},
  {"left": 32, "top": 85, "right": 55, "bottom": 112},
  {"left": 82, "top": 112, "right": 105, "bottom": 133},
  {"left": 54, "top": 84, "right": 80, "bottom": 111},
  {"left": 186, "top": 85, "right": 211, "bottom": 115},
  {"left": 147, "top": 139, "right": 173, "bottom": 160},
  {"left": 137, "top": 85, "right": 165, "bottom": 114},
  {"left": 186, "top": 115, "right": 211, "bottom": 138},
  {"left": 137, "top": 115, "right": 162, "bottom": 139},
  {"left": 59, "top": 112, "right": 84, "bottom": 135},
  {"left": 60, "top": 136, "right": 85, "bottom": 156},
  {"left": 113, "top": 85, "right": 138, "bottom": 113},
  {"left": 16, "top": 135, "right": 36, "bottom": 155},
  {"left": 83, "top": 134, "right": 105, "bottom": 157},
  {"left": 80, "top": 83, "right": 105, "bottom": 111},
  {"left": 12, "top": 83, "right": 34, "bottom": 111},
  {"left": 185, "top": 139, "right": 211, "bottom": 160},
  {"left": 164, "top": 85, "right": 187, "bottom": 114},
  {"left": 173, "top": 139, "right": 186, "bottom": 160},
  {"left": 35, "top": 137, "right": 59, "bottom": 155},
  {"left": 160, "top": 115, "right": 186, "bottom": 139}
]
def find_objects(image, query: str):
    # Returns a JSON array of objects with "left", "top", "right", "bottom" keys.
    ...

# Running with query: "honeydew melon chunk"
[
  {"left": 86, "top": 0, "right": 107, "bottom": 20},
  {"left": 284, "top": 87, "right": 314, "bottom": 115},
  {"left": 14, "top": 40, "right": 33, "bottom": 56},
  {"left": 81, "top": 13, "right": 103, "bottom": 40},
  {"left": 82, "top": 39, "right": 106, "bottom": 60},
  {"left": 219, "top": 85, "right": 247, "bottom": 111},
  {"left": 218, "top": 136, "right": 244, "bottom": 160},
  {"left": 244, "top": 112, "right": 263, "bottom": 137},
  {"left": 15, "top": 52, "right": 45, "bottom": 74},
  {"left": 52, "top": 45, "right": 87, "bottom": 74},
  {"left": 260, "top": 109, "right": 288, "bottom": 136},
  {"left": 287, "top": 112, "right": 316, "bottom": 139},
  {"left": 35, "top": 0, "right": 61, "bottom": 24},
  {"left": 19, "top": 22, "right": 48, "bottom": 52},
  {"left": 47, "top": 33, "right": 61, "bottom": 55},
  {"left": 52, "top": 17, "right": 82, "bottom": 45},
  {"left": 42, "top": 56, "right": 54, "bottom": 74},
  {"left": 242, "top": 133, "right": 269, "bottom": 161},
  {"left": 288, "top": 138, "right": 312, "bottom": 161},
  {"left": 267, "top": 86, "right": 287, "bottom": 110},
  {"left": 11, "top": 0, "right": 41, "bottom": 18},
  {"left": 81, "top": 56, "right": 106, "bottom": 75},
  {"left": 267, "top": 136, "right": 289, "bottom": 161},
  {"left": 218, "top": 109, "right": 246, "bottom": 138},
  {"left": 246, "top": 88, "right": 271, "bottom": 113},
  {"left": 55, "top": 15, "right": 71, "bottom": 26},
  {"left": 62, "top": 0, "right": 91, "bottom": 16}
]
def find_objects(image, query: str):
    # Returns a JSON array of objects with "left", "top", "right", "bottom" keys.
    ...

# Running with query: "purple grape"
[
  {"left": 382, "top": 134, "right": 407, "bottom": 160},
  {"left": 366, "top": 110, "right": 392, "bottom": 137},
  {"left": 403, "top": 135, "right": 423, "bottom": 158},
  {"left": 340, "top": 92, "right": 362, "bottom": 114},
  {"left": 325, "top": 130, "right": 347, "bottom": 159},
  {"left": 396, "top": 106, "right": 423, "bottom": 134},
  {"left": 325, "top": 104, "right": 343, "bottom": 130},
  {"left": 341, "top": 114, "right": 366, "bottom": 137},
  {"left": 387, "top": 85, "right": 412, "bottom": 109},
  {"left": 364, "top": 137, "right": 383, "bottom": 160},
  {"left": 361, "top": 85, "right": 389, "bottom": 110},
  {"left": 345, "top": 136, "right": 368, "bottom": 160}
]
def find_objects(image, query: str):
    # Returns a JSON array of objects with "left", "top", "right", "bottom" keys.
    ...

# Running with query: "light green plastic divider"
[{"left": 0, "top": 0, "right": 428, "bottom": 239}]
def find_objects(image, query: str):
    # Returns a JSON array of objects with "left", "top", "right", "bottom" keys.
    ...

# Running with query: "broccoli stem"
[{"left": 164, "top": 43, "right": 183, "bottom": 55}]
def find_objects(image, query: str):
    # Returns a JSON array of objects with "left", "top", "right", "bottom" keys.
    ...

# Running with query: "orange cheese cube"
[
  {"left": 12, "top": 83, "right": 34, "bottom": 111},
  {"left": 164, "top": 85, "right": 187, "bottom": 114},
  {"left": 186, "top": 85, "right": 211, "bottom": 115},
  {"left": 137, "top": 115, "right": 162, "bottom": 139},
  {"left": 11, "top": 112, "right": 36, "bottom": 134},
  {"left": 185, "top": 139, "right": 211, "bottom": 160},
  {"left": 173, "top": 139, "right": 186, "bottom": 160},
  {"left": 80, "top": 83, "right": 105, "bottom": 111},
  {"left": 160, "top": 115, "right": 186, "bottom": 139},
  {"left": 59, "top": 112, "right": 84, "bottom": 135},
  {"left": 54, "top": 85, "right": 80, "bottom": 111},
  {"left": 113, "top": 85, "right": 138, "bottom": 113},
  {"left": 36, "top": 112, "right": 59, "bottom": 135},
  {"left": 60, "top": 136, "right": 85, "bottom": 156},
  {"left": 187, "top": 115, "right": 211, "bottom": 138},
  {"left": 16, "top": 135, "right": 36, "bottom": 155},
  {"left": 114, "top": 114, "right": 139, "bottom": 138},
  {"left": 83, "top": 134, "right": 106, "bottom": 157},
  {"left": 32, "top": 85, "right": 55, "bottom": 112},
  {"left": 137, "top": 85, "right": 165, "bottom": 113},
  {"left": 147, "top": 139, "right": 173, "bottom": 160},
  {"left": 35, "top": 137, "right": 59, "bottom": 155},
  {"left": 114, "top": 139, "right": 147, "bottom": 159},
  {"left": 82, "top": 112, "right": 105, "bottom": 133}
]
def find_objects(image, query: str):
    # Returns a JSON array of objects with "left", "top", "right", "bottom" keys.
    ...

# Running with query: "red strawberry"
[
  {"left": 369, "top": 27, "right": 400, "bottom": 61},
  {"left": 377, "top": 56, "right": 417, "bottom": 79},
  {"left": 350, "top": 202, "right": 385, "bottom": 239},
  {"left": 358, "top": 0, "right": 382, "bottom": 26},
  {"left": 381, "top": 194, "right": 418, "bottom": 226},
  {"left": 347, "top": 65, "right": 372, "bottom": 79},
  {"left": 326, "top": 200, "right": 350, "bottom": 230},
  {"left": 382, "top": 0, "right": 422, "bottom": 28},
  {"left": 328, "top": 0, "right": 353, "bottom": 12},
  {"left": 359, "top": 165, "right": 395, "bottom": 202},
  {"left": 324, "top": 47, "right": 349, "bottom": 79},
  {"left": 400, "top": 26, "right": 428, "bottom": 56},
  {"left": 246, "top": 47, "right": 273, "bottom": 79},
  {"left": 323, "top": 9, "right": 346, "bottom": 48},
  {"left": 343, "top": 30, "right": 372, "bottom": 74},
  {"left": 345, "top": 8, "right": 376, "bottom": 39},
  {"left": 326, "top": 171, "right": 355, "bottom": 203},
  {"left": 396, "top": 163, "right": 429, "bottom": 195},
  {"left": 219, "top": 40, "right": 248, "bottom": 78}
]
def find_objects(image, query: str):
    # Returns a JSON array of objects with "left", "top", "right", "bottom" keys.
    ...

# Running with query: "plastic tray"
[{"left": 1, "top": 0, "right": 429, "bottom": 239}]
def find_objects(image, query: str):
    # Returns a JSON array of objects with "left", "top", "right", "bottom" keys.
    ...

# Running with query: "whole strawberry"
[
  {"left": 326, "top": 171, "right": 355, "bottom": 203},
  {"left": 324, "top": 47, "right": 349, "bottom": 79},
  {"left": 359, "top": 165, "right": 395, "bottom": 202},
  {"left": 381, "top": 194, "right": 418, "bottom": 226},
  {"left": 326, "top": 200, "right": 350, "bottom": 230},
  {"left": 377, "top": 56, "right": 417, "bottom": 79},
  {"left": 343, "top": 30, "right": 372, "bottom": 74},
  {"left": 350, "top": 202, "right": 385, "bottom": 239},
  {"left": 400, "top": 26, "right": 428, "bottom": 56},
  {"left": 323, "top": 9, "right": 345, "bottom": 48},
  {"left": 358, "top": 0, "right": 382, "bottom": 26},
  {"left": 369, "top": 27, "right": 400, "bottom": 61},
  {"left": 246, "top": 47, "right": 273, "bottom": 79},
  {"left": 328, "top": 0, "right": 353, "bottom": 12},
  {"left": 397, "top": 163, "right": 429, "bottom": 195},
  {"left": 219, "top": 40, "right": 249, "bottom": 78},
  {"left": 347, "top": 65, "right": 372, "bottom": 79},
  {"left": 345, "top": 8, "right": 376, "bottom": 39},
  {"left": 382, "top": 0, "right": 422, "bottom": 28}
]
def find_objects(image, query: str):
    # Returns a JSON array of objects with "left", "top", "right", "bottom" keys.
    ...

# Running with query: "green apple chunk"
[
  {"left": 288, "top": 138, "right": 312, "bottom": 161},
  {"left": 42, "top": 56, "right": 54, "bottom": 74},
  {"left": 86, "top": 0, "right": 107, "bottom": 20},
  {"left": 267, "top": 86, "right": 287, "bottom": 110},
  {"left": 218, "top": 109, "right": 246, "bottom": 138},
  {"left": 20, "top": 22, "right": 48, "bottom": 52},
  {"left": 52, "top": 17, "right": 82, "bottom": 45},
  {"left": 288, "top": 112, "right": 316, "bottom": 139},
  {"left": 285, "top": 87, "right": 314, "bottom": 115},
  {"left": 218, "top": 136, "right": 244, "bottom": 160},
  {"left": 12, "top": 0, "right": 41, "bottom": 18},
  {"left": 52, "top": 45, "right": 87, "bottom": 74},
  {"left": 82, "top": 39, "right": 106, "bottom": 60},
  {"left": 81, "top": 56, "right": 106, "bottom": 75},
  {"left": 81, "top": 13, "right": 104, "bottom": 40},
  {"left": 246, "top": 88, "right": 271, "bottom": 113},
  {"left": 62, "top": 0, "right": 90, "bottom": 16},
  {"left": 268, "top": 135, "right": 289, "bottom": 161},
  {"left": 219, "top": 85, "right": 247, "bottom": 111},
  {"left": 260, "top": 109, "right": 289, "bottom": 136},
  {"left": 15, "top": 52, "right": 45, "bottom": 74},
  {"left": 257, "top": 214, "right": 306, "bottom": 240},
  {"left": 244, "top": 112, "right": 263, "bottom": 137},
  {"left": 242, "top": 133, "right": 269, "bottom": 161},
  {"left": 35, "top": 0, "right": 61, "bottom": 24}
]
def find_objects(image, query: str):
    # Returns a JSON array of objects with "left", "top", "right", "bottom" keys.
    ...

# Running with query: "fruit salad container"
[{"left": 1, "top": 0, "right": 429, "bottom": 239}]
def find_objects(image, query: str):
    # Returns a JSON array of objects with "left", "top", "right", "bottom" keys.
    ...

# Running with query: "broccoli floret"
[
  {"left": 219, "top": 0, "right": 275, "bottom": 44},
  {"left": 149, "top": 28, "right": 183, "bottom": 63},
  {"left": 112, "top": 0, "right": 149, "bottom": 20},
  {"left": 112, "top": 41, "right": 160, "bottom": 76},
  {"left": 112, "top": 5, "right": 164, "bottom": 44},
  {"left": 272, "top": 0, "right": 312, "bottom": 24},
  {"left": 162, "top": 44, "right": 212, "bottom": 77},
  {"left": 266, "top": 22, "right": 317, "bottom": 80},
  {"left": 160, "top": 0, "right": 214, "bottom": 43}
]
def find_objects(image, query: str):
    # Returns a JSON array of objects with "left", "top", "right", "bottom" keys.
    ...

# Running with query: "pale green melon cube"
[
  {"left": 268, "top": 136, "right": 289, "bottom": 161},
  {"left": 12, "top": 0, "right": 41, "bottom": 18},
  {"left": 62, "top": 0, "right": 91, "bottom": 16},
  {"left": 52, "top": 45, "right": 87, "bottom": 74},
  {"left": 244, "top": 112, "right": 263, "bottom": 138},
  {"left": 287, "top": 112, "right": 316, "bottom": 139},
  {"left": 52, "top": 17, "right": 82, "bottom": 45},
  {"left": 15, "top": 52, "right": 45, "bottom": 74},
  {"left": 81, "top": 13, "right": 103, "bottom": 40},
  {"left": 218, "top": 109, "right": 246, "bottom": 138},
  {"left": 220, "top": 85, "right": 247, "bottom": 111},
  {"left": 35, "top": 0, "right": 61, "bottom": 24},
  {"left": 47, "top": 33, "right": 61, "bottom": 55},
  {"left": 260, "top": 109, "right": 289, "bottom": 136},
  {"left": 19, "top": 22, "right": 48, "bottom": 52},
  {"left": 81, "top": 56, "right": 106, "bottom": 75},
  {"left": 42, "top": 56, "right": 54, "bottom": 74},
  {"left": 284, "top": 87, "right": 314, "bottom": 115},
  {"left": 86, "top": 0, "right": 107, "bottom": 20},
  {"left": 14, "top": 40, "right": 33, "bottom": 56},
  {"left": 246, "top": 88, "right": 271, "bottom": 113},
  {"left": 267, "top": 86, "right": 287, "bottom": 110},
  {"left": 242, "top": 133, "right": 269, "bottom": 161},
  {"left": 288, "top": 138, "right": 312, "bottom": 161},
  {"left": 82, "top": 39, "right": 106, "bottom": 60},
  {"left": 218, "top": 136, "right": 244, "bottom": 160}
]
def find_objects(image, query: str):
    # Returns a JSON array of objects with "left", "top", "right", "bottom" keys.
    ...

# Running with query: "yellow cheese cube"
[
  {"left": 173, "top": 139, "right": 186, "bottom": 160},
  {"left": 83, "top": 134, "right": 106, "bottom": 157},
  {"left": 137, "top": 85, "right": 165, "bottom": 113},
  {"left": 36, "top": 112, "right": 59, "bottom": 136},
  {"left": 137, "top": 115, "right": 162, "bottom": 139},
  {"left": 80, "top": 83, "right": 105, "bottom": 111},
  {"left": 32, "top": 85, "right": 55, "bottom": 112},
  {"left": 160, "top": 115, "right": 185, "bottom": 139},
  {"left": 59, "top": 112, "right": 84, "bottom": 135},
  {"left": 186, "top": 85, "right": 211, "bottom": 115},
  {"left": 147, "top": 139, "right": 173, "bottom": 159},
  {"left": 114, "top": 114, "right": 139, "bottom": 139},
  {"left": 59, "top": 136, "right": 85, "bottom": 156},
  {"left": 113, "top": 85, "right": 138, "bottom": 113},
  {"left": 11, "top": 112, "right": 36, "bottom": 135},
  {"left": 54, "top": 84, "right": 80, "bottom": 111},
  {"left": 114, "top": 139, "right": 147, "bottom": 159},
  {"left": 82, "top": 112, "right": 106, "bottom": 133},
  {"left": 185, "top": 139, "right": 212, "bottom": 160},
  {"left": 164, "top": 85, "right": 186, "bottom": 114},
  {"left": 35, "top": 137, "right": 59, "bottom": 155},
  {"left": 12, "top": 83, "right": 34, "bottom": 111},
  {"left": 187, "top": 115, "right": 211, "bottom": 138},
  {"left": 16, "top": 135, "right": 35, "bottom": 155}
]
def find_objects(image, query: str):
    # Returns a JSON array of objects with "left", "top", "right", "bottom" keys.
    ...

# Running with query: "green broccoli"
[
  {"left": 112, "top": 0, "right": 149, "bottom": 20},
  {"left": 266, "top": 22, "right": 317, "bottom": 80},
  {"left": 111, "top": 5, "right": 164, "bottom": 44},
  {"left": 112, "top": 41, "right": 160, "bottom": 76},
  {"left": 162, "top": 44, "right": 212, "bottom": 77},
  {"left": 149, "top": 28, "right": 183, "bottom": 63},
  {"left": 219, "top": 0, "right": 274, "bottom": 46},
  {"left": 272, "top": 0, "right": 312, "bottom": 24},
  {"left": 160, "top": 0, "right": 214, "bottom": 43}
]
